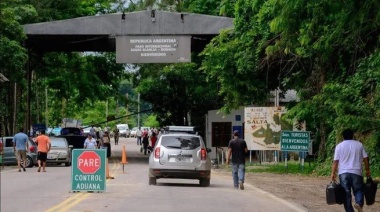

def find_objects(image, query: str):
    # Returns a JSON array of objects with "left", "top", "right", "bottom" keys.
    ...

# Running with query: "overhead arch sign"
[{"left": 116, "top": 35, "right": 191, "bottom": 63}]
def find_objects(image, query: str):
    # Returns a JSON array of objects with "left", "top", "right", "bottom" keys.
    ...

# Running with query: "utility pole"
[
  {"left": 138, "top": 93, "right": 140, "bottom": 127},
  {"left": 126, "top": 93, "right": 128, "bottom": 123},
  {"left": 106, "top": 99, "right": 108, "bottom": 127},
  {"left": 13, "top": 82, "right": 17, "bottom": 134},
  {"left": 45, "top": 87, "right": 48, "bottom": 127}
]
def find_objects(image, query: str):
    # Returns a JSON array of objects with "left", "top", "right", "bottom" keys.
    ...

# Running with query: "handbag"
[
  {"left": 364, "top": 177, "right": 378, "bottom": 205},
  {"left": 326, "top": 181, "right": 345, "bottom": 205}
]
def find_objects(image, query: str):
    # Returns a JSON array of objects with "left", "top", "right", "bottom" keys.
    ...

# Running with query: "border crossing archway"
[
  {"left": 24, "top": 10, "right": 233, "bottom": 63},
  {"left": 22, "top": 10, "right": 234, "bottom": 131}
]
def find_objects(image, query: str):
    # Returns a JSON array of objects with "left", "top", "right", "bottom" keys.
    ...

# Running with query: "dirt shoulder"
[{"left": 212, "top": 168, "right": 380, "bottom": 212}]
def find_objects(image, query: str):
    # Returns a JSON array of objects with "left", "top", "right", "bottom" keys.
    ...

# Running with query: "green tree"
[
  {"left": 200, "top": 0, "right": 380, "bottom": 174},
  {"left": 0, "top": 1, "right": 38, "bottom": 135}
]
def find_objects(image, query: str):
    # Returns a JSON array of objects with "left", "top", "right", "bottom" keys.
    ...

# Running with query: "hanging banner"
[{"left": 244, "top": 107, "right": 292, "bottom": 150}]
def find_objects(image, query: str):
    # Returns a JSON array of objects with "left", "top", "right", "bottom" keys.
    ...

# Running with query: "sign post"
[
  {"left": 71, "top": 149, "right": 106, "bottom": 192},
  {"left": 280, "top": 131, "right": 310, "bottom": 172}
]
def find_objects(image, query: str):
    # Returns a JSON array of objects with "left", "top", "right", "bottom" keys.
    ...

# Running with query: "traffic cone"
[
  {"left": 120, "top": 145, "right": 128, "bottom": 173},
  {"left": 120, "top": 145, "right": 128, "bottom": 164},
  {"left": 106, "top": 158, "right": 114, "bottom": 179}
]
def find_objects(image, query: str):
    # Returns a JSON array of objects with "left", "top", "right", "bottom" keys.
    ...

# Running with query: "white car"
[
  {"left": 130, "top": 127, "right": 139, "bottom": 138},
  {"left": 148, "top": 127, "right": 212, "bottom": 186},
  {"left": 117, "top": 124, "right": 130, "bottom": 138},
  {"left": 82, "top": 127, "right": 91, "bottom": 136}
]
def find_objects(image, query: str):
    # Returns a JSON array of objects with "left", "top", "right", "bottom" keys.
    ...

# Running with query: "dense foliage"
[{"left": 201, "top": 0, "right": 380, "bottom": 174}]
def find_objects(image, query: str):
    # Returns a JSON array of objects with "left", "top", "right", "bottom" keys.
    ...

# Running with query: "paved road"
[{"left": 1, "top": 137, "right": 308, "bottom": 212}]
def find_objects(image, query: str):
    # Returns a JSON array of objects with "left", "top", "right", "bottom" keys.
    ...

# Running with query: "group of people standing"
[
  {"left": 84, "top": 128, "right": 112, "bottom": 159},
  {"left": 136, "top": 127, "right": 157, "bottom": 155},
  {"left": 13, "top": 128, "right": 51, "bottom": 172}
]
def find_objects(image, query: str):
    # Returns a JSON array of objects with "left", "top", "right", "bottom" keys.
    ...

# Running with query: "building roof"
[{"left": 23, "top": 10, "right": 234, "bottom": 52}]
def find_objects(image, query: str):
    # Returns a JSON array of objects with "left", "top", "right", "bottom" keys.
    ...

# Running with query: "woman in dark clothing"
[{"left": 142, "top": 133, "right": 149, "bottom": 155}]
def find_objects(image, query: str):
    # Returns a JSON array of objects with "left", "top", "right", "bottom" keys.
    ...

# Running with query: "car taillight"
[
  {"left": 30, "top": 146, "right": 35, "bottom": 152},
  {"left": 154, "top": 147, "right": 160, "bottom": 159},
  {"left": 201, "top": 148, "right": 207, "bottom": 161}
]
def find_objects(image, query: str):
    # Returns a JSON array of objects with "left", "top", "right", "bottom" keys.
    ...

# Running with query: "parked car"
[
  {"left": 117, "top": 124, "right": 130, "bottom": 138},
  {"left": 148, "top": 127, "right": 212, "bottom": 187},
  {"left": 82, "top": 127, "right": 91, "bottom": 136},
  {"left": 130, "top": 127, "right": 139, "bottom": 138},
  {"left": 0, "top": 136, "right": 38, "bottom": 167},
  {"left": 49, "top": 127, "right": 62, "bottom": 136},
  {"left": 57, "top": 127, "right": 86, "bottom": 149},
  {"left": 47, "top": 137, "right": 72, "bottom": 166}
]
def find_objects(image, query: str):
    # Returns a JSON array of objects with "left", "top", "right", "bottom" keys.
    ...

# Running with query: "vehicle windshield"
[
  {"left": 51, "top": 140, "right": 67, "bottom": 148},
  {"left": 132, "top": 127, "right": 138, "bottom": 131},
  {"left": 118, "top": 126, "right": 126, "bottom": 130},
  {"left": 161, "top": 136, "right": 200, "bottom": 150}
]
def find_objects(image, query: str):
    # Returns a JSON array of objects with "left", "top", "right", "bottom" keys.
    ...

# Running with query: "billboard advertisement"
[{"left": 244, "top": 107, "right": 292, "bottom": 150}]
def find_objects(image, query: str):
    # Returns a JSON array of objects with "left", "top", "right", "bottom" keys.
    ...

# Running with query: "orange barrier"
[
  {"left": 120, "top": 145, "right": 128, "bottom": 164},
  {"left": 120, "top": 145, "right": 128, "bottom": 173},
  {"left": 106, "top": 158, "right": 114, "bottom": 179}
]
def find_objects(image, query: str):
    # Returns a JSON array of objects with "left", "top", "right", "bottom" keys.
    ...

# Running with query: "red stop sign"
[{"left": 77, "top": 151, "right": 101, "bottom": 174}]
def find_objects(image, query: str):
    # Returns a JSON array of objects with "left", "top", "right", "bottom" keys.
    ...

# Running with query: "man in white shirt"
[
  {"left": 136, "top": 127, "right": 142, "bottom": 145},
  {"left": 331, "top": 129, "right": 371, "bottom": 212}
]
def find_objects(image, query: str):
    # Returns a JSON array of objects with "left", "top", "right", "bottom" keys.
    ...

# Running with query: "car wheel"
[
  {"left": 149, "top": 177, "right": 157, "bottom": 185},
  {"left": 25, "top": 156, "right": 33, "bottom": 168},
  {"left": 199, "top": 178, "right": 210, "bottom": 187}
]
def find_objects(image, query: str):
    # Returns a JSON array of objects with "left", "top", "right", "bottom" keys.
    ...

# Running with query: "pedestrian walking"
[
  {"left": 95, "top": 126, "right": 101, "bottom": 140},
  {"left": 113, "top": 127, "right": 119, "bottom": 145},
  {"left": 136, "top": 127, "right": 142, "bottom": 145},
  {"left": 35, "top": 129, "right": 51, "bottom": 172},
  {"left": 12, "top": 128, "right": 29, "bottom": 172},
  {"left": 150, "top": 132, "right": 157, "bottom": 148},
  {"left": 90, "top": 125, "right": 96, "bottom": 138},
  {"left": 84, "top": 134, "right": 97, "bottom": 149},
  {"left": 331, "top": 129, "right": 371, "bottom": 212},
  {"left": 142, "top": 131, "right": 149, "bottom": 155},
  {"left": 101, "top": 131, "right": 114, "bottom": 179},
  {"left": 101, "top": 131, "right": 111, "bottom": 158},
  {"left": 226, "top": 130, "right": 248, "bottom": 190}
]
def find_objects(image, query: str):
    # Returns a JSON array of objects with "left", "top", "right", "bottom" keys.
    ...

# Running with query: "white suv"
[{"left": 148, "top": 128, "right": 212, "bottom": 187}]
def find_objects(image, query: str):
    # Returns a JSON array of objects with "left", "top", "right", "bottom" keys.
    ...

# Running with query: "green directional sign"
[
  {"left": 71, "top": 149, "right": 106, "bottom": 192},
  {"left": 280, "top": 131, "right": 310, "bottom": 152}
]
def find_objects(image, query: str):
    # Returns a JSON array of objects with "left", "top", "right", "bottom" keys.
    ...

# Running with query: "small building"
[{"left": 205, "top": 90, "right": 298, "bottom": 160}]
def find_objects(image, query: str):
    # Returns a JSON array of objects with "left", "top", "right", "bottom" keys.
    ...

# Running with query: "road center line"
[
  {"left": 45, "top": 151, "right": 121, "bottom": 211},
  {"left": 57, "top": 193, "right": 92, "bottom": 212},
  {"left": 45, "top": 193, "right": 84, "bottom": 212}
]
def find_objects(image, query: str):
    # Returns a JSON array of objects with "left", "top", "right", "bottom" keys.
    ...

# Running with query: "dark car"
[
  {"left": 0, "top": 136, "right": 38, "bottom": 167},
  {"left": 58, "top": 127, "right": 86, "bottom": 149}
]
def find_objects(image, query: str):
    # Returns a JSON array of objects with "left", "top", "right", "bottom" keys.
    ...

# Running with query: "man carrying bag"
[{"left": 331, "top": 129, "right": 371, "bottom": 212}]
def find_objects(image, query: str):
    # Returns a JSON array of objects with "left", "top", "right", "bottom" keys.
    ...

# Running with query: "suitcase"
[
  {"left": 364, "top": 177, "right": 378, "bottom": 205},
  {"left": 326, "top": 181, "right": 345, "bottom": 205}
]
